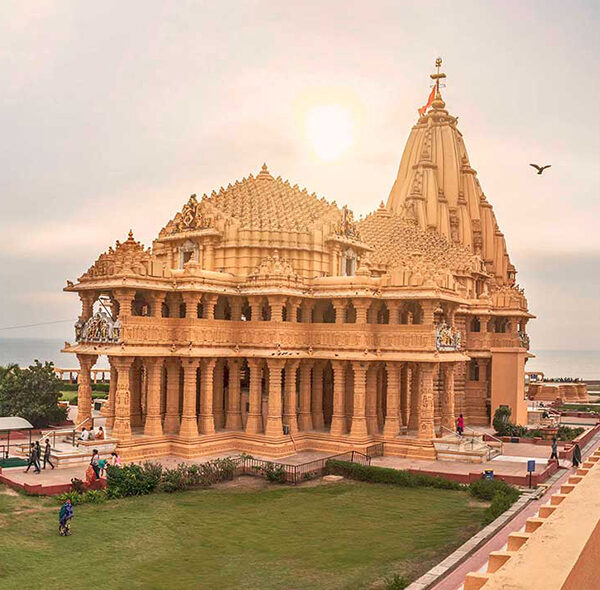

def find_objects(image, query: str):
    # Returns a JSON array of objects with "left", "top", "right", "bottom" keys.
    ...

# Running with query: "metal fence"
[{"left": 236, "top": 450, "right": 371, "bottom": 485}]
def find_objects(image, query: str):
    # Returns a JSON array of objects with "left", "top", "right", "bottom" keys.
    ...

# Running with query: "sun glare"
[{"left": 305, "top": 104, "right": 354, "bottom": 161}]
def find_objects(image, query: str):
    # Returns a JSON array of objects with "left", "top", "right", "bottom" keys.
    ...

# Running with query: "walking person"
[
  {"left": 550, "top": 437, "right": 559, "bottom": 462},
  {"left": 58, "top": 498, "right": 74, "bottom": 536},
  {"left": 33, "top": 441, "right": 42, "bottom": 472},
  {"left": 456, "top": 414, "right": 465, "bottom": 436},
  {"left": 572, "top": 442, "right": 582, "bottom": 468},
  {"left": 24, "top": 443, "right": 40, "bottom": 474},
  {"left": 43, "top": 439, "right": 55, "bottom": 470},
  {"left": 90, "top": 449, "right": 100, "bottom": 479}
]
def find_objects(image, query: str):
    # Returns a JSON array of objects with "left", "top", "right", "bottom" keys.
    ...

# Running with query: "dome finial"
[{"left": 430, "top": 57, "right": 446, "bottom": 109}]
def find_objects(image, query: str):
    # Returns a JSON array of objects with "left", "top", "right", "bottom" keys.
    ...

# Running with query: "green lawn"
[{"left": 0, "top": 482, "right": 485, "bottom": 590}]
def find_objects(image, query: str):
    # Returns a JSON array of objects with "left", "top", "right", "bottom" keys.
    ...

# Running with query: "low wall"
[
  {"left": 0, "top": 469, "right": 106, "bottom": 496},
  {"left": 528, "top": 382, "right": 588, "bottom": 403}
]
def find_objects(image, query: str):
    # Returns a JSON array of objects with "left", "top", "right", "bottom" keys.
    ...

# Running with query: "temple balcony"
[{"left": 465, "top": 331, "right": 522, "bottom": 351}]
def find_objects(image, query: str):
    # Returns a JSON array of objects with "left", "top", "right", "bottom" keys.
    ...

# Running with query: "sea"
[{"left": 0, "top": 338, "right": 598, "bottom": 380}]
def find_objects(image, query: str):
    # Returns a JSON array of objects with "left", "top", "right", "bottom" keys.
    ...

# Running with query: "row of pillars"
[{"left": 76, "top": 354, "right": 457, "bottom": 441}]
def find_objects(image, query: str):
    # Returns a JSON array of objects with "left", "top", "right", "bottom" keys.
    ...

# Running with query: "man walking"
[
  {"left": 550, "top": 437, "right": 559, "bottom": 462},
  {"left": 24, "top": 443, "right": 40, "bottom": 474},
  {"left": 33, "top": 441, "right": 42, "bottom": 472},
  {"left": 43, "top": 439, "right": 55, "bottom": 470}
]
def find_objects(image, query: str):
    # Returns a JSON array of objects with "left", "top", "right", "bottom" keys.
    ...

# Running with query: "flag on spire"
[{"left": 418, "top": 87, "right": 436, "bottom": 116}]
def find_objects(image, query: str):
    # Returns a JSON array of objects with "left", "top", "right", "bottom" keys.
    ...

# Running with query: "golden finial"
[{"left": 430, "top": 57, "right": 446, "bottom": 108}]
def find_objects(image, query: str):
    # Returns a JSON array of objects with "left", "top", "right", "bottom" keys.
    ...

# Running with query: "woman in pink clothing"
[{"left": 456, "top": 414, "right": 465, "bottom": 436}]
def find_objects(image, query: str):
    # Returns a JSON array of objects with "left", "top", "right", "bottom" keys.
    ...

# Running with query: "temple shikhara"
[{"left": 64, "top": 62, "right": 533, "bottom": 460}]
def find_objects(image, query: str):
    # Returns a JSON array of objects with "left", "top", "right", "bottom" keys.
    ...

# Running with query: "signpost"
[{"left": 527, "top": 459, "right": 536, "bottom": 489}]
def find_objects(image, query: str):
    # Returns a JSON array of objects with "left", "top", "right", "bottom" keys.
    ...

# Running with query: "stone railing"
[
  {"left": 465, "top": 332, "right": 521, "bottom": 351},
  {"left": 120, "top": 317, "right": 436, "bottom": 353}
]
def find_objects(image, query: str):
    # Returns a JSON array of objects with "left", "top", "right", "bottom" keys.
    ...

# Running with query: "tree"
[{"left": 0, "top": 361, "right": 67, "bottom": 428}]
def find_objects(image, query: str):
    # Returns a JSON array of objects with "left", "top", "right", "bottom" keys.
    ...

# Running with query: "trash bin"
[{"left": 484, "top": 470, "right": 494, "bottom": 480}]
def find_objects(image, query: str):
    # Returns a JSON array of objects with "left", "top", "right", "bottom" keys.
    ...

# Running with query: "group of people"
[
  {"left": 85, "top": 450, "right": 121, "bottom": 485},
  {"left": 77, "top": 426, "right": 105, "bottom": 442},
  {"left": 550, "top": 438, "right": 582, "bottom": 468},
  {"left": 24, "top": 439, "right": 54, "bottom": 474}
]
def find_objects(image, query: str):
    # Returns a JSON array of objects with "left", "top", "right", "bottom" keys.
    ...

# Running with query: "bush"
[
  {"left": 557, "top": 425, "right": 585, "bottom": 441},
  {"left": 492, "top": 407, "right": 581, "bottom": 441},
  {"left": 159, "top": 458, "right": 238, "bottom": 493},
  {"left": 60, "top": 383, "right": 110, "bottom": 393},
  {"left": 384, "top": 574, "right": 410, "bottom": 590},
  {"left": 469, "top": 478, "right": 520, "bottom": 524},
  {"left": 106, "top": 462, "right": 162, "bottom": 498},
  {"left": 58, "top": 489, "right": 108, "bottom": 505},
  {"left": 261, "top": 462, "right": 287, "bottom": 484},
  {"left": 70, "top": 478, "right": 86, "bottom": 494},
  {"left": 325, "top": 460, "right": 463, "bottom": 490}
]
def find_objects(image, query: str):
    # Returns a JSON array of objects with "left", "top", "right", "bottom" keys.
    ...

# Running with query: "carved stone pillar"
[
  {"left": 182, "top": 293, "right": 202, "bottom": 319},
  {"left": 330, "top": 361, "right": 346, "bottom": 435},
  {"left": 166, "top": 293, "right": 181, "bottom": 318},
  {"left": 400, "top": 363, "right": 410, "bottom": 428},
  {"left": 283, "top": 360, "right": 300, "bottom": 434},
  {"left": 441, "top": 363, "right": 456, "bottom": 432},
  {"left": 350, "top": 361, "right": 368, "bottom": 439},
  {"left": 298, "top": 361, "right": 313, "bottom": 431},
  {"left": 105, "top": 360, "right": 117, "bottom": 429},
  {"left": 79, "top": 291, "right": 96, "bottom": 321},
  {"left": 204, "top": 240, "right": 215, "bottom": 271},
  {"left": 230, "top": 297, "right": 243, "bottom": 321},
  {"left": 148, "top": 292, "right": 166, "bottom": 318},
  {"left": 353, "top": 300, "right": 369, "bottom": 324},
  {"left": 144, "top": 358, "right": 164, "bottom": 436},
  {"left": 179, "top": 358, "right": 200, "bottom": 438},
  {"left": 268, "top": 296, "right": 285, "bottom": 322},
  {"left": 198, "top": 358, "right": 217, "bottom": 434},
  {"left": 163, "top": 358, "right": 181, "bottom": 433},
  {"left": 265, "top": 359, "right": 285, "bottom": 437},
  {"left": 365, "top": 366, "right": 378, "bottom": 434},
  {"left": 387, "top": 301, "right": 401, "bottom": 325},
  {"left": 213, "top": 361, "right": 225, "bottom": 430},
  {"left": 418, "top": 363, "right": 436, "bottom": 439},
  {"left": 129, "top": 359, "right": 143, "bottom": 428},
  {"left": 245, "top": 358, "right": 263, "bottom": 434},
  {"left": 300, "top": 300, "right": 314, "bottom": 323},
  {"left": 287, "top": 297, "right": 301, "bottom": 323},
  {"left": 111, "top": 356, "right": 134, "bottom": 439},
  {"left": 332, "top": 299, "right": 346, "bottom": 324},
  {"left": 248, "top": 296, "right": 263, "bottom": 322},
  {"left": 114, "top": 288, "right": 136, "bottom": 319},
  {"left": 311, "top": 361, "right": 325, "bottom": 430},
  {"left": 383, "top": 362, "right": 401, "bottom": 438},
  {"left": 225, "top": 358, "right": 242, "bottom": 430},
  {"left": 76, "top": 354, "right": 97, "bottom": 430},
  {"left": 421, "top": 300, "right": 437, "bottom": 325},
  {"left": 203, "top": 294, "right": 218, "bottom": 320},
  {"left": 408, "top": 364, "right": 420, "bottom": 432}
]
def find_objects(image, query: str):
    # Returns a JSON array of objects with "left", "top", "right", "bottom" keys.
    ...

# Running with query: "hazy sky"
[{"left": 0, "top": 0, "right": 599, "bottom": 352}]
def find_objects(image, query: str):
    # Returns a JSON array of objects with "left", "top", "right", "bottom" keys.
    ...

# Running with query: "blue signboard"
[{"left": 527, "top": 459, "right": 536, "bottom": 473}]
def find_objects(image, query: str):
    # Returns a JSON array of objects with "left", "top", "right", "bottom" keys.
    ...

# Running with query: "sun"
[{"left": 305, "top": 104, "right": 354, "bottom": 161}]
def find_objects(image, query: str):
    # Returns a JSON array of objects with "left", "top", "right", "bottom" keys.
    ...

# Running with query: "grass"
[
  {"left": 0, "top": 481, "right": 486, "bottom": 590},
  {"left": 59, "top": 389, "right": 107, "bottom": 402},
  {"left": 560, "top": 403, "right": 600, "bottom": 413}
]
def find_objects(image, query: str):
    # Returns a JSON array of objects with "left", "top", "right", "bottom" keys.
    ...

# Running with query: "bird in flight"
[{"left": 530, "top": 163, "right": 551, "bottom": 175}]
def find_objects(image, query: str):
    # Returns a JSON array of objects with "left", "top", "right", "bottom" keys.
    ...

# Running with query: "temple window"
[
  {"left": 241, "top": 300, "right": 251, "bottom": 321},
  {"left": 322, "top": 301, "right": 336, "bottom": 324},
  {"left": 471, "top": 317, "right": 481, "bottom": 332},
  {"left": 214, "top": 296, "right": 231, "bottom": 320},
  {"left": 400, "top": 302, "right": 423, "bottom": 325},
  {"left": 493, "top": 317, "right": 508, "bottom": 333},
  {"left": 345, "top": 302, "right": 357, "bottom": 323},
  {"left": 341, "top": 248, "right": 357, "bottom": 276},
  {"left": 161, "top": 302, "right": 169, "bottom": 318},
  {"left": 469, "top": 360, "right": 480, "bottom": 381},
  {"left": 178, "top": 240, "right": 198, "bottom": 268}
]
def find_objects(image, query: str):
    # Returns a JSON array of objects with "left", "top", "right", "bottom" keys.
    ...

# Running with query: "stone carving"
[
  {"left": 435, "top": 322, "right": 462, "bottom": 351},
  {"left": 247, "top": 251, "right": 302, "bottom": 284},
  {"left": 75, "top": 311, "right": 122, "bottom": 344},
  {"left": 172, "top": 194, "right": 213, "bottom": 233},
  {"left": 79, "top": 231, "right": 151, "bottom": 281},
  {"left": 334, "top": 206, "right": 361, "bottom": 240},
  {"left": 518, "top": 330, "right": 530, "bottom": 350}
]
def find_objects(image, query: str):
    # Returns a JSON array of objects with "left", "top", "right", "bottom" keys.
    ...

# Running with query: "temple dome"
[{"left": 386, "top": 67, "right": 514, "bottom": 285}]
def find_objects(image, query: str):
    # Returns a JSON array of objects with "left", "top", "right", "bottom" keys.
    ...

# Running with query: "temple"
[{"left": 63, "top": 61, "right": 533, "bottom": 460}]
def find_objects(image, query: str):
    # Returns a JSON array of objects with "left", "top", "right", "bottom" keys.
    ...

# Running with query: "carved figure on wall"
[
  {"left": 173, "top": 194, "right": 213, "bottom": 234},
  {"left": 75, "top": 311, "right": 122, "bottom": 344},
  {"left": 334, "top": 206, "right": 361, "bottom": 240},
  {"left": 435, "top": 322, "right": 462, "bottom": 352}
]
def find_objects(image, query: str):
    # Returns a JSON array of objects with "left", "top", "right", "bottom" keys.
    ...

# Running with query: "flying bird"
[{"left": 530, "top": 163, "right": 551, "bottom": 175}]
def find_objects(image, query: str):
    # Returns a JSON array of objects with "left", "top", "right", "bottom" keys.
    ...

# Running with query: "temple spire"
[{"left": 430, "top": 57, "right": 446, "bottom": 110}]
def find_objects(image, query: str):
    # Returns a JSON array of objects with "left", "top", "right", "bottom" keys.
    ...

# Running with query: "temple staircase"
[{"left": 433, "top": 427, "right": 503, "bottom": 463}]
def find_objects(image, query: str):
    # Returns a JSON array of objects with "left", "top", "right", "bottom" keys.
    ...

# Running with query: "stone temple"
[{"left": 64, "top": 63, "right": 532, "bottom": 461}]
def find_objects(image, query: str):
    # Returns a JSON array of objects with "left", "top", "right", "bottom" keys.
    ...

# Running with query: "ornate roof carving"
[
  {"left": 79, "top": 231, "right": 152, "bottom": 281},
  {"left": 161, "top": 164, "right": 341, "bottom": 234},
  {"left": 247, "top": 250, "right": 302, "bottom": 282}
]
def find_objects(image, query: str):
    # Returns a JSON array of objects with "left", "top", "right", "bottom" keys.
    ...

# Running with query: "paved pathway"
[{"left": 426, "top": 430, "right": 600, "bottom": 590}]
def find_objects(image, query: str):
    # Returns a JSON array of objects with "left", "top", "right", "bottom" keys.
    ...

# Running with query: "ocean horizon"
[{"left": 0, "top": 337, "right": 598, "bottom": 380}]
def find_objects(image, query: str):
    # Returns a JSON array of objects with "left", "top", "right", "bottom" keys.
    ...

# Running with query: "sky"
[{"left": 0, "top": 0, "right": 599, "bottom": 352}]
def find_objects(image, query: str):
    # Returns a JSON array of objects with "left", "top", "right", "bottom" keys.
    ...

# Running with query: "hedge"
[
  {"left": 468, "top": 478, "right": 520, "bottom": 524},
  {"left": 325, "top": 460, "right": 463, "bottom": 490}
]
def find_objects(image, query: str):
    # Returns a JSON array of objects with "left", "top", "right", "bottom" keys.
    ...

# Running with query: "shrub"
[
  {"left": 469, "top": 478, "right": 520, "bottom": 524},
  {"left": 106, "top": 462, "right": 162, "bottom": 498},
  {"left": 485, "top": 491, "right": 515, "bottom": 523},
  {"left": 159, "top": 458, "right": 238, "bottom": 493},
  {"left": 325, "top": 460, "right": 463, "bottom": 490},
  {"left": 384, "top": 574, "right": 409, "bottom": 590},
  {"left": 492, "top": 406, "right": 512, "bottom": 436},
  {"left": 70, "top": 477, "right": 86, "bottom": 494},
  {"left": 261, "top": 462, "right": 287, "bottom": 484},
  {"left": 58, "top": 489, "right": 108, "bottom": 505},
  {"left": 159, "top": 464, "right": 189, "bottom": 493},
  {"left": 557, "top": 425, "right": 585, "bottom": 441}
]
